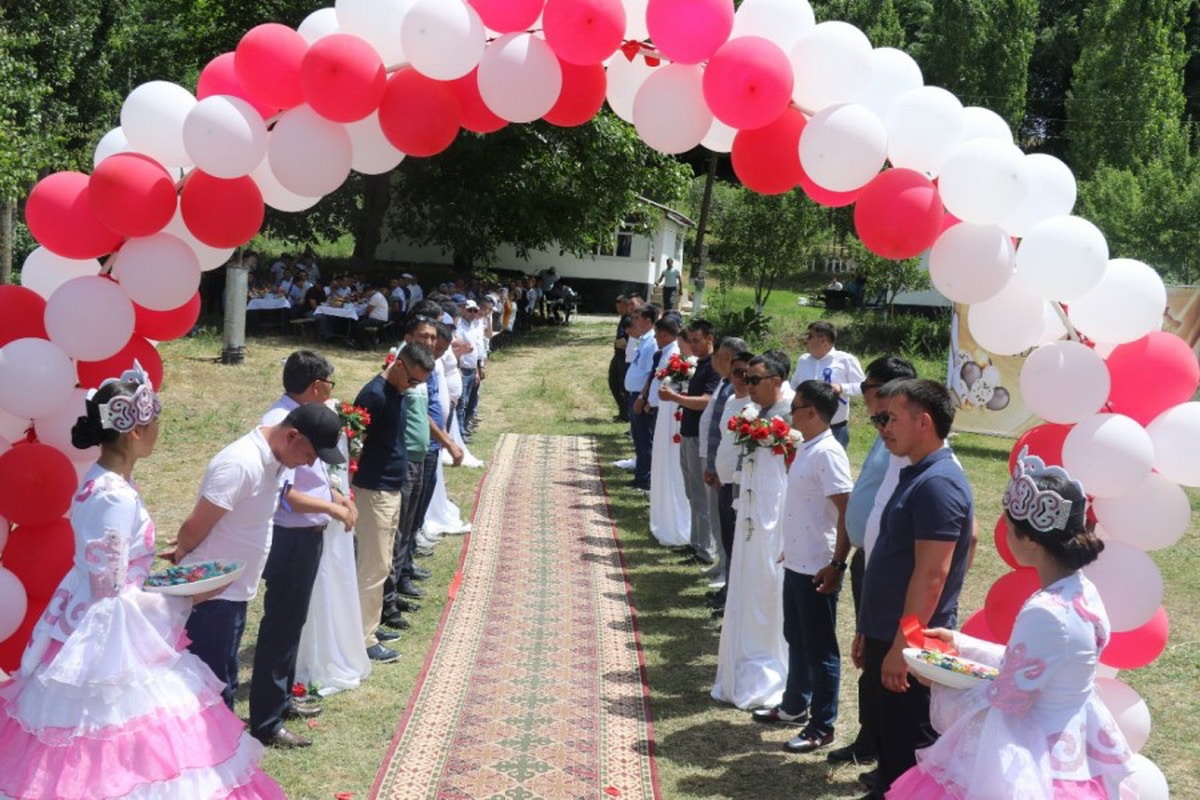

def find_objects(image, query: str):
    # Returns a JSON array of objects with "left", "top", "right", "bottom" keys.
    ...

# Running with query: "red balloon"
[
  {"left": 469, "top": 0, "right": 544, "bottom": 32},
  {"left": 1010, "top": 423, "right": 1073, "bottom": 471},
  {"left": 960, "top": 609, "right": 1002, "bottom": 644},
  {"left": 940, "top": 211, "right": 962, "bottom": 236},
  {"left": 1105, "top": 331, "right": 1200, "bottom": 426},
  {"left": 3, "top": 518, "right": 75, "bottom": 601},
  {"left": 25, "top": 172, "right": 124, "bottom": 260},
  {"left": 133, "top": 293, "right": 201, "bottom": 342},
  {"left": 543, "top": 0, "right": 625, "bottom": 66},
  {"left": 1101, "top": 606, "right": 1169, "bottom": 670},
  {"left": 0, "top": 597, "right": 47, "bottom": 674},
  {"left": 301, "top": 33, "right": 387, "bottom": 123},
  {"left": 0, "top": 286, "right": 49, "bottom": 347},
  {"left": 0, "top": 444, "right": 77, "bottom": 526},
  {"left": 854, "top": 168, "right": 945, "bottom": 259},
  {"left": 799, "top": 168, "right": 859, "bottom": 208},
  {"left": 731, "top": 107, "right": 806, "bottom": 195},
  {"left": 646, "top": 0, "right": 735, "bottom": 65},
  {"left": 378, "top": 68, "right": 462, "bottom": 158},
  {"left": 197, "top": 52, "right": 277, "bottom": 119},
  {"left": 993, "top": 514, "right": 1020, "bottom": 569},
  {"left": 702, "top": 36, "right": 793, "bottom": 131},
  {"left": 543, "top": 61, "right": 606, "bottom": 127},
  {"left": 180, "top": 171, "right": 264, "bottom": 249},
  {"left": 983, "top": 568, "right": 1041, "bottom": 642},
  {"left": 235, "top": 23, "right": 309, "bottom": 111},
  {"left": 89, "top": 153, "right": 178, "bottom": 238},
  {"left": 77, "top": 335, "right": 164, "bottom": 391},
  {"left": 451, "top": 70, "right": 508, "bottom": 134}
]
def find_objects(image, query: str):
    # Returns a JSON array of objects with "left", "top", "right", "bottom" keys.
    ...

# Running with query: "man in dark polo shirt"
[
  {"left": 856, "top": 378, "right": 974, "bottom": 797},
  {"left": 658, "top": 319, "right": 721, "bottom": 565}
]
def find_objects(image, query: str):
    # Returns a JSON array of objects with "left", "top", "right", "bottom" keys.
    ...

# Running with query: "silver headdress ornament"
[
  {"left": 1002, "top": 446, "right": 1085, "bottom": 534},
  {"left": 91, "top": 360, "right": 162, "bottom": 433}
]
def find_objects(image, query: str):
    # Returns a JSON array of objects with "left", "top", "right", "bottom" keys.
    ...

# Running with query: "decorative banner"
[{"left": 1162, "top": 285, "right": 1200, "bottom": 359}]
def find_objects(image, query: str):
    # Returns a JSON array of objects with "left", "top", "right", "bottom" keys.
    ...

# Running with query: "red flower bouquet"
[
  {"left": 654, "top": 352, "right": 698, "bottom": 388},
  {"left": 727, "top": 405, "right": 800, "bottom": 465},
  {"left": 337, "top": 402, "right": 371, "bottom": 474}
]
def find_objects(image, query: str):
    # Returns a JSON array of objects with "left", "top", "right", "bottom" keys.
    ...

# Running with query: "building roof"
[{"left": 635, "top": 195, "right": 696, "bottom": 229}]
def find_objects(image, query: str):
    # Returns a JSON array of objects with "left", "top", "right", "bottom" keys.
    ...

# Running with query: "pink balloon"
[
  {"left": 378, "top": 68, "right": 462, "bottom": 157},
  {"left": 543, "top": 61, "right": 607, "bottom": 127},
  {"left": 88, "top": 153, "right": 178, "bottom": 238},
  {"left": 984, "top": 568, "right": 1041, "bottom": 642},
  {"left": 25, "top": 172, "right": 124, "bottom": 260},
  {"left": 180, "top": 172, "right": 264, "bottom": 248},
  {"left": 854, "top": 168, "right": 945, "bottom": 259},
  {"left": 235, "top": 23, "right": 308, "bottom": 111},
  {"left": 1101, "top": 607, "right": 1169, "bottom": 670},
  {"left": 702, "top": 36, "right": 792, "bottom": 131},
  {"left": 301, "top": 33, "right": 387, "bottom": 123},
  {"left": 543, "top": 0, "right": 625, "bottom": 66},
  {"left": 799, "top": 168, "right": 860, "bottom": 208},
  {"left": 646, "top": 0, "right": 734, "bottom": 65},
  {"left": 961, "top": 609, "right": 1002, "bottom": 644},
  {"left": 730, "top": 106, "right": 805, "bottom": 195},
  {"left": 468, "top": 0, "right": 544, "bottom": 32},
  {"left": 196, "top": 52, "right": 277, "bottom": 120},
  {"left": 450, "top": 70, "right": 507, "bottom": 134},
  {"left": 1106, "top": 332, "right": 1200, "bottom": 426}
]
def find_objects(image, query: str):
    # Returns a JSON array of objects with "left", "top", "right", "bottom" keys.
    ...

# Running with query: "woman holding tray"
[
  {"left": 887, "top": 450, "right": 1134, "bottom": 799},
  {"left": 0, "top": 364, "right": 283, "bottom": 799}
]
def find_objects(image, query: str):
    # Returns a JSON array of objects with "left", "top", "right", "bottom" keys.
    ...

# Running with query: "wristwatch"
[{"left": 829, "top": 558, "right": 848, "bottom": 572}]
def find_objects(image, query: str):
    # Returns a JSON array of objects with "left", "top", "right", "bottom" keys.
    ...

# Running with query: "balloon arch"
[{"left": 0, "top": 0, "right": 1191, "bottom": 791}]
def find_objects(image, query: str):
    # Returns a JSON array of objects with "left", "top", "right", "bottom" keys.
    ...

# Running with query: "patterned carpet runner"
[{"left": 370, "top": 434, "right": 660, "bottom": 800}]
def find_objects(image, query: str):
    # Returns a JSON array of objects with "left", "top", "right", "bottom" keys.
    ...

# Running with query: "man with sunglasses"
[{"left": 789, "top": 321, "right": 865, "bottom": 449}]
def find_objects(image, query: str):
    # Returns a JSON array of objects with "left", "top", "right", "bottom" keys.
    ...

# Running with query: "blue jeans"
[
  {"left": 628, "top": 393, "right": 656, "bottom": 488},
  {"left": 458, "top": 368, "right": 477, "bottom": 432},
  {"left": 781, "top": 568, "right": 841, "bottom": 733},
  {"left": 186, "top": 598, "right": 249, "bottom": 710},
  {"left": 831, "top": 421, "right": 849, "bottom": 449}
]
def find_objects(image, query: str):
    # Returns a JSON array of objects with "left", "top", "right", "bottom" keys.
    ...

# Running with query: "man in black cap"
[{"left": 170, "top": 401, "right": 345, "bottom": 737}]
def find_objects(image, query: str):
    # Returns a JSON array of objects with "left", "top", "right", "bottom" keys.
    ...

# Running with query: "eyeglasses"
[
  {"left": 870, "top": 412, "right": 891, "bottom": 427},
  {"left": 861, "top": 381, "right": 883, "bottom": 393},
  {"left": 731, "top": 368, "right": 748, "bottom": 379},
  {"left": 319, "top": 378, "right": 336, "bottom": 389},
  {"left": 746, "top": 375, "right": 776, "bottom": 385},
  {"left": 790, "top": 404, "right": 812, "bottom": 412}
]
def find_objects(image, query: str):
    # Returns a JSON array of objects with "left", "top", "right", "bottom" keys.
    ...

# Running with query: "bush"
[{"left": 839, "top": 310, "right": 951, "bottom": 361}]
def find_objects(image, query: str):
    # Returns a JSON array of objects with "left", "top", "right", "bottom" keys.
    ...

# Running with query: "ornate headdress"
[
  {"left": 91, "top": 361, "right": 162, "bottom": 433},
  {"left": 1002, "top": 446, "right": 1085, "bottom": 534}
]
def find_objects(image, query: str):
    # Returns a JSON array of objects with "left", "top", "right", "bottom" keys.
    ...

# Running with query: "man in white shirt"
[
  {"left": 789, "top": 321, "right": 865, "bottom": 449},
  {"left": 656, "top": 258, "right": 682, "bottom": 311},
  {"left": 353, "top": 284, "right": 390, "bottom": 346},
  {"left": 404, "top": 273, "right": 424, "bottom": 305},
  {"left": 456, "top": 300, "right": 488, "bottom": 435}
]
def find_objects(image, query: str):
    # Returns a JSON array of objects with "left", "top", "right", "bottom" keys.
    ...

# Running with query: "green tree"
[
  {"left": 813, "top": 0, "right": 913, "bottom": 48},
  {"left": 844, "top": 238, "right": 930, "bottom": 317},
  {"left": 1021, "top": 0, "right": 1083, "bottom": 156}
]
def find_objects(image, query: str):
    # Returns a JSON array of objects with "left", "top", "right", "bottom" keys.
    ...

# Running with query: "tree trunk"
[
  {"left": 0, "top": 200, "right": 12, "bottom": 285},
  {"left": 690, "top": 153, "right": 718, "bottom": 312},
  {"left": 353, "top": 173, "right": 392, "bottom": 269}
]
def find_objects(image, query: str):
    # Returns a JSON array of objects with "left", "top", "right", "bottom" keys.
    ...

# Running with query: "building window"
[
  {"left": 615, "top": 228, "right": 634, "bottom": 257},
  {"left": 594, "top": 224, "right": 636, "bottom": 258}
]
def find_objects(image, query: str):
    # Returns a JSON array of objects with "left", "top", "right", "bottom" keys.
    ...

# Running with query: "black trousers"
[
  {"left": 608, "top": 351, "right": 629, "bottom": 420},
  {"left": 862, "top": 636, "right": 936, "bottom": 796},
  {"left": 248, "top": 525, "right": 325, "bottom": 739},
  {"left": 718, "top": 483, "right": 736, "bottom": 575},
  {"left": 849, "top": 548, "right": 878, "bottom": 752},
  {"left": 383, "top": 458, "right": 424, "bottom": 611}
]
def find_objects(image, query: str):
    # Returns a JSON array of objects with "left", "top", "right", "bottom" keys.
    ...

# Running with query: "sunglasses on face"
[
  {"left": 870, "top": 412, "right": 891, "bottom": 427},
  {"left": 746, "top": 375, "right": 775, "bottom": 385},
  {"left": 731, "top": 368, "right": 748, "bottom": 379},
  {"left": 790, "top": 404, "right": 812, "bottom": 413},
  {"left": 861, "top": 381, "right": 884, "bottom": 393}
]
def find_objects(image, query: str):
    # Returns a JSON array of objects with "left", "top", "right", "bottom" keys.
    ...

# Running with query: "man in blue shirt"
[
  {"left": 623, "top": 305, "right": 660, "bottom": 491},
  {"left": 857, "top": 379, "right": 974, "bottom": 797}
]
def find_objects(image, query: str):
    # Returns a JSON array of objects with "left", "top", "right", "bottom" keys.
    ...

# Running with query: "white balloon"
[
  {"left": 335, "top": 0, "right": 415, "bottom": 65},
  {"left": 960, "top": 106, "right": 1012, "bottom": 143},
  {"left": 701, "top": 117, "right": 737, "bottom": 153},
  {"left": 250, "top": 158, "right": 323, "bottom": 212},
  {"left": 1068, "top": 258, "right": 1166, "bottom": 345},
  {"left": 298, "top": 7, "right": 340, "bottom": 42},
  {"left": 346, "top": 111, "right": 406, "bottom": 174},
  {"left": 1095, "top": 677, "right": 1151, "bottom": 753},
  {"left": 268, "top": 105, "right": 353, "bottom": 197},
  {"left": 1034, "top": 300, "right": 1069, "bottom": 346},
  {"left": 1118, "top": 754, "right": 1170, "bottom": 800},
  {"left": 0, "top": 512, "right": 8, "bottom": 554},
  {"left": 859, "top": 47, "right": 923, "bottom": 121},
  {"left": 731, "top": 0, "right": 815, "bottom": 54},
  {"left": 1019, "top": 340, "right": 1109, "bottom": 424},
  {"left": 886, "top": 86, "right": 965, "bottom": 177},
  {"left": 789, "top": 21, "right": 872, "bottom": 113},
  {"left": 622, "top": 0, "right": 650, "bottom": 40},
  {"left": 183, "top": 95, "right": 268, "bottom": 179},
  {"left": 1062, "top": 413, "right": 1154, "bottom": 500},
  {"left": 19, "top": 248, "right": 101, "bottom": 300},
  {"left": 0, "top": 567, "right": 27, "bottom": 642},
  {"left": 94, "top": 127, "right": 132, "bottom": 167},
  {"left": 1013, "top": 215, "right": 1108, "bottom": 301},
  {"left": 402, "top": 0, "right": 486, "bottom": 81},
  {"left": 606, "top": 49, "right": 657, "bottom": 123},
  {"left": 999, "top": 153, "right": 1078, "bottom": 238},
  {"left": 477, "top": 33, "right": 562, "bottom": 123},
  {"left": 928, "top": 223, "right": 1014, "bottom": 304},
  {"left": 1146, "top": 401, "right": 1200, "bottom": 486},
  {"left": 967, "top": 282, "right": 1046, "bottom": 356},
  {"left": 938, "top": 139, "right": 1029, "bottom": 225},
  {"left": 44, "top": 277, "right": 135, "bottom": 362},
  {"left": 0, "top": 338, "right": 78, "bottom": 421},
  {"left": 120, "top": 81, "right": 197, "bottom": 169},
  {"left": 1095, "top": 471, "right": 1190, "bottom": 551},
  {"left": 1082, "top": 538, "right": 1163, "bottom": 631},
  {"left": 32, "top": 388, "right": 99, "bottom": 464},
  {"left": 632, "top": 64, "right": 711, "bottom": 155},
  {"left": 114, "top": 233, "right": 203, "bottom": 311},
  {"left": 798, "top": 103, "right": 887, "bottom": 192},
  {"left": 0, "top": 408, "right": 29, "bottom": 442},
  {"left": 163, "top": 210, "right": 235, "bottom": 272}
]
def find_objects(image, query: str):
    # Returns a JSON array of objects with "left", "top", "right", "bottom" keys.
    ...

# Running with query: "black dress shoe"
[
  {"left": 394, "top": 597, "right": 421, "bottom": 613},
  {"left": 376, "top": 628, "right": 401, "bottom": 641},
  {"left": 262, "top": 726, "right": 312, "bottom": 748},
  {"left": 752, "top": 705, "right": 809, "bottom": 726},
  {"left": 858, "top": 769, "right": 879, "bottom": 791},
  {"left": 409, "top": 565, "right": 432, "bottom": 580},
  {"left": 397, "top": 577, "right": 426, "bottom": 598},
  {"left": 710, "top": 606, "right": 725, "bottom": 619},
  {"left": 283, "top": 700, "right": 323, "bottom": 720},
  {"left": 381, "top": 614, "right": 411, "bottom": 631},
  {"left": 827, "top": 741, "right": 878, "bottom": 765},
  {"left": 366, "top": 643, "right": 400, "bottom": 663},
  {"left": 784, "top": 728, "right": 835, "bottom": 754},
  {"left": 415, "top": 546, "right": 435, "bottom": 558}
]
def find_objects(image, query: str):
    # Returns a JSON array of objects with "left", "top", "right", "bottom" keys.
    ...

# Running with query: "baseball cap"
[
  {"left": 401, "top": 272, "right": 415, "bottom": 279},
  {"left": 282, "top": 403, "right": 346, "bottom": 465},
  {"left": 463, "top": 299, "right": 478, "bottom": 310}
]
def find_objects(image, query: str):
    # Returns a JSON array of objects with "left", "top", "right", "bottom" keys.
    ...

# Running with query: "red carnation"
[
  {"left": 728, "top": 417, "right": 739, "bottom": 431},
  {"left": 770, "top": 418, "right": 790, "bottom": 437},
  {"left": 740, "top": 423, "right": 753, "bottom": 436},
  {"left": 291, "top": 682, "right": 307, "bottom": 697},
  {"left": 751, "top": 426, "right": 770, "bottom": 441},
  {"left": 672, "top": 433, "right": 681, "bottom": 443},
  {"left": 674, "top": 410, "right": 683, "bottom": 421}
]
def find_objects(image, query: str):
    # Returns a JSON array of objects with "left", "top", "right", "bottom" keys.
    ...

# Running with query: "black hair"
[
  {"left": 881, "top": 378, "right": 956, "bottom": 439},
  {"left": 718, "top": 336, "right": 749, "bottom": 354},
  {"left": 282, "top": 350, "right": 334, "bottom": 395},
  {"left": 864, "top": 355, "right": 918, "bottom": 384},
  {"left": 795, "top": 380, "right": 839, "bottom": 423},
  {"left": 411, "top": 299, "right": 443, "bottom": 319},
  {"left": 71, "top": 381, "right": 141, "bottom": 449},
  {"left": 435, "top": 322, "right": 454, "bottom": 341},
  {"left": 397, "top": 340, "right": 436, "bottom": 373},
  {"left": 637, "top": 305, "right": 660, "bottom": 324},
  {"left": 731, "top": 350, "right": 755, "bottom": 364},
  {"left": 807, "top": 320, "right": 837, "bottom": 344},
  {"left": 1007, "top": 473, "right": 1104, "bottom": 571},
  {"left": 405, "top": 315, "right": 438, "bottom": 337},
  {"left": 686, "top": 319, "right": 715, "bottom": 338},
  {"left": 654, "top": 316, "right": 681, "bottom": 336},
  {"left": 763, "top": 349, "right": 792, "bottom": 377},
  {"left": 747, "top": 354, "right": 787, "bottom": 380}
]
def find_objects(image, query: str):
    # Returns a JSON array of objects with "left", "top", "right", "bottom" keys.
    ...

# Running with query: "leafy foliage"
[
  {"left": 839, "top": 309, "right": 952, "bottom": 360},
  {"left": 841, "top": 237, "right": 930, "bottom": 316}
]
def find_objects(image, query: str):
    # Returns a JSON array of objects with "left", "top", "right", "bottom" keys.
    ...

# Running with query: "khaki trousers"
[{"left": 355, "top": 486, "right": 402, "bottom": 648}]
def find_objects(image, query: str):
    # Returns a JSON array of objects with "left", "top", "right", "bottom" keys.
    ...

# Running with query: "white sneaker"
[
  {"left": 613, "top": 458, "right": 636, "bottom": 470},
  {"left": 707, "top": 579, "right": 727, "bottom": 590}
]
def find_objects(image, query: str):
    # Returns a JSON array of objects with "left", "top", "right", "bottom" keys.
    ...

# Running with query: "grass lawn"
[{"left": 147, "top": 316, "right": 1198, "bottom": 799}]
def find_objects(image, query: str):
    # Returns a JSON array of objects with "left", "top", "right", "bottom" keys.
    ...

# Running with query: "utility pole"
[{"left": 690, "top": 152, "right": 718, "bottom": 313}]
